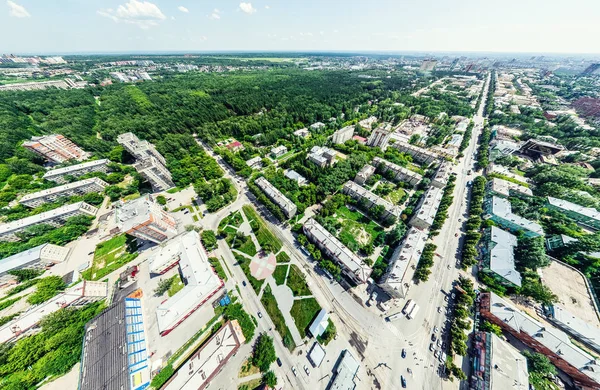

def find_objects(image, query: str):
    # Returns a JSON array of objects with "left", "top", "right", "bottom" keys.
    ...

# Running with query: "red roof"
[
  {"left": 226, "top": 141, "right": 242, "bottom": 149},
  {"left": 353, "top": 135, "right": 367, "bottom": 143}
]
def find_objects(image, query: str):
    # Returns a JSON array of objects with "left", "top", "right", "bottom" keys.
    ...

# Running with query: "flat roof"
[
  {"left": 308, "top": 342, "right": 326, "bottom": 367},
  {"left": 488, "top": 226, "right": 521, "bottom": 287},
  {"left": 431, "top": 161, "right": 452, "bottom": 186},
  {"left": 489, "top": 196, "right": 544, "bottom": 236},
  {"left": 372, "top": 157, "right": 423, "bottom": 181},
  {"left": 343, "top": 181, "right": 400, "bottom": 218},
  {"left": 284, "top": 169, "right": 307, "bottom": 183},
  {"left": 412, "top": 185, "right": 444, "bottom": 226},
  {"left": 548, "top": 196, "right": 600, "bottom": 222},
  {"left": 550, "top": 305, "right": 600, "bottom": 353},
  {"left": 380, "top": 227, "right": 427, "bottom": 292},
  {"left": 392, "top": 140, "right": 440, "bottom": 161},
  {"left": 153, "top": 231, "right": 224, "bottom": 334},
  {"left": 329, "top": 350, "right": 360, "bottom": 390},
  {"left": 486, "top": 163, "right": 530, "bottom": 184},
  {"left": 0, "top": 243, "right": 50, "bottom": 275},
  {"left": 255, "top": 177, "right": 296, "bottom": 215},
  {"left": 43, "top": 159, "right": 110, "bottom": 178},
  {"left": 488, "top": 178, "right": 532, "bottom": 198},
  {"left": 308, "top": 309, "right": 329, "bottom": 338},
  {"left": 19, "top": 177, "right": 107, "bottom": 204}
]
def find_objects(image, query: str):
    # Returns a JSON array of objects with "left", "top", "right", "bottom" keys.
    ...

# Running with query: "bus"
[
  {"left": 402, "top": 299, "right": 416, "bottom": 315},
  {"left": 407, "top": 304, "right": 420, "bottom": 319},
  {"left": 385, "top": 312, "right": 404, "bottom": 322}
]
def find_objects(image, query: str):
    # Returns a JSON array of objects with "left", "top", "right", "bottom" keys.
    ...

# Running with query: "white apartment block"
[
  {"left": 303, "top": 218, "right": 372, "bottom": 284},
  {"left": 19, "top": 177, "right": 108, "bottom": 208},
  {"left": 372, "top": 157, "right": 423, "bottom": 186},
  {"left": 255, "top": 177, "right": 297, "bottom": 218},
  {"left": 409, "top": 186, "right": 444, "bottom": 230},
  {"left": 43, "top": 159, "right": 110, "bottom": 184},
  {"left": 431, "top": 161, "right": 452, "bottom": 189},
  {"left": 307, "top": 146, "right": 337, "bottom": 168},
  {"left": 332, "top": 126, "right": 354, "bottom": 144},
  {"left": 342, "top": 181, "right": 401, "bottom": 219},
  {"left": 0, "top": 202, "right": 98, "bottom": 242},
  {"left": 117, "top": 132, "right": 167, "bottom": 165},
  {"left": 367, "top": 127, "right": 392, "bottom": 150},
  {"left": 354, "top": 165, "right": 376, "bottom": 185},
  {"left": 379, "top": 227, "right": 428, "bottom": 298},
  {"left": 487, "top": 178, "right": 532, "bottom": 198},
  {"left": 392, "top": 141, "right": 440, "bottom": 165}
]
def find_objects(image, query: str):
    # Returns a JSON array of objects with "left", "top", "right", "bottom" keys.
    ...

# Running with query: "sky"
[{"left": 1, "top": 0, "right": 600, "bottom": 55}]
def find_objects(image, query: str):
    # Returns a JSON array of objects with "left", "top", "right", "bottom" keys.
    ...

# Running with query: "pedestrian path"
[{"left": 268, "top": 279, "right": 304, "bottom": 347}]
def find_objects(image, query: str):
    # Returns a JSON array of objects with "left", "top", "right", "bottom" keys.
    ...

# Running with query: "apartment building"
[
  {"left": 43, "top": 159, "right": 110, "bottom": 184},
  {"left": 367, "top": 127, "right": 392, "bottom": 150},
  {"left": 19, "top": 177, "right": 108, "bottom": 208},
  {"left": 485, "top": 163, "right": 529, "bottom": 184},
  {"left": 303, "top": 218, "right": 372, "bottom": 284},
  {"left": 483, "top": 196, "right": 544, "bottom": 238},
  {"left": 392, "top": 141, "right": 440, "bottom": 165},
  {"left": 546, "top": 305, "right": 600, "bottom": 355},
  {"left": 115, "top": 195, "right": 178, "bottom": 244},
  {"left": 284, "top": 169, "right": 307, "bottom": 186},
  {"left": 22, "top": 134, "right": 90, "bottom": 164},
  {"left": 332, "top": 125, "right": 355, "bottom": 144},
  {"left": 379, "top": 227, "right": 428, "bottom": 299},
  {"left": 372, "top": 157, "right": 423, "bottom": 186},
  {"left": 431, "top": 161, "right": 452, "bottom": 188},
  {"left": 342, "top": 181, "right": 401, "bottom": 220},
  {"left": 409, "top": 186, "right": 444, "bottom": 230},
  {"left": 487, "top": 178, "right": 532, "bottom": 198},
  {"left": 489, "top": 139, "right": 521, "bottom": 161},
  {"left": 0, "top": 202, "right": 98, "bottom": 242},
  {"left": 245, "top": 156, "right": 263, "bottom": 170},
  {"left": 481, "top": 227, "right": 522, "bottom": 287},
  {"left": 255, "top": 177, "right": 297, "bottom": 218},
  {"left": 271, "top": 145, "right": 288, "bottom": 158},
  {"left": 546, "top": 196, "right": 600, "bottom": 231},
  {"left": 0, "top": 243, "right": 70, "bottom": 286},
  {"left": 354, "top": 164, "right": 375, "bottom": 185},
  {"left": 307, "top": 146, "right": 337, "bottom": 168}
]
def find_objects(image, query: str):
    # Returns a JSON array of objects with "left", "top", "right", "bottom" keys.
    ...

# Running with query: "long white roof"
[
  {"left": 19, "top": 177, "right": 107, "bottom": 204},
  {"left": 488, "top": 226, "right": 521, "bottom": 287},
  {"left": 489, "top": 196, "right": 544, "bottom": 236},
  {"left": 551, "top": 305, "right": 600, "bottom": 354},
  {"left": 43, "top": 159, "right": 109, "bottom": 179},
  {"left": 548, "top": 196, "right": 600, "bottom": 222},
  {"left": 380, "top": 227, "right": 427, "bottom": 291}
]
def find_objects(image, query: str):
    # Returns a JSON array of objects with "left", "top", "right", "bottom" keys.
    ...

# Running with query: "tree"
[
  {"left": 523, "top": 351, "right": 557, "bottom": 376},
  {"left": 26, "top": 276, "right": 66, "bottom": 305},
  {"left": 253, "top": 333, "right": 277, "bottom": 372},
  {"left": 201, "top": 230, "right": 218, "bottom": 251},
  {"left": 156, "top": 195, "right": 167, "bottom": 205},
  {"left": 8, "top": 269, "right": 43, "bottom": 283},
  {"left": 480, "top": 320, "right": 503, "bottom": 337},
  {"left": 262, "top": 370, "right": 278, "bottom": 387},
  {"left": 515, "top": 236, "right": 549, "bottom": 271}
]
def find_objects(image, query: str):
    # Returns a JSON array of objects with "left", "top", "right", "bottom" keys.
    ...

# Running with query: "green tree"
[
  {"left": 480, "top": 320, "right": 503, "bottom": 337},
  {"left": 156, "top": 195, "right": 167, "bottom": 205},
  {"left": 523, "top": 351, "right": 557, "bottom": 376},
  {"left": 262, "top": 370, "right": 278, "bottom": 387},
  {"left": 252, "top": 333, "right": 277, "bottom": 372},
  {"left": 201, "top": 230, "right": 218, "bottom": 251}
]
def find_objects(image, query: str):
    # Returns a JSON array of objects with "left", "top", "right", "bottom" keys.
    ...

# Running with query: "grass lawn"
[
  {"left": 290, "top": 298, "right": 322, "bottom": 338},
  {"left": 223, "top": 226, "right": 238, "bottom": 236},
  {"left": 273, "top": 265, "right": 288, "bottom": 286},
  {"left": 242, "top": 205, "right": 282, "bottom": 252},
  {"left": 286, "top": 265, "right": 312, "bottom": 297},
  {"left": 385, "top": 188, "right": 407, "bottom": 205},
  {"left": 238, "top": 358, "right": 261, "bottom": 378},
  {"left": 82, "top": 234, "right": 138, "bottom": 281},
  {"left": 208, "top": 257, "right": 228, "bottom": 281},
  {"left": 276, "top": 251, "right": 290, "bottom": 263},
  {"left": 261, "top": 285, "right": 296, "bottom": 351},
  {"left": 234, "top": 253, "right": 264, "bottom": 294},
  {"left": 330, "top": 206, "right": 383, "bottom": 251},
  {"left": 238, "top": 378, "right": 262, "bottom": 390},
  {"left": 219, "top": 211, "right": 244, "bottom": 230},
  {"left": 167, "top": 275, "right": 185, "bottom": 297},
  {"left": 237, "top": 236, "right": 257, "bottom": 257}
]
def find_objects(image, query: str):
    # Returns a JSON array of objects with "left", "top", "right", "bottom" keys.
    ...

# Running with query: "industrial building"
[
  {"left": 19, "top": 177, "right": 108, "bottom": 208},
  {"left": 78, "top": 295, "right": 150, "bottom": 390},
  {"left": 354, "top": 164, "right": 376, "bottom": 185},
  {"left": 332, "top": 125, "right": 355, "bottom": 144},
  {"left": 469, "top": 332, "right": 529, "bottom": 390},
  {"left": 520, "top": 138, "right": 565, "bottom": 158},
  {"left": 255, "top": 177, "right": 297, "bottom": 219},
  {"left": 328, "top": 350, "right": 360, "bottom": 390},
  {"left": 486, "top": 178, "right": 532, "bottom": 198},
  {"left": 43, "top": 159, "right": 111, "bottom": 183},
  {"left": 409, "top": 186, "right": 444, "bottom": 230},
  {"left": 391, "top": 141, "right": 440, "bottom": 165},
  {"left": 483, "top": 196, "right": 544, "bottom": 238},
  {"left": 115, "top": 195, "right": 178, "bottom": 244},
  {"left": 372, "top": 157, "right": 423, "bottom": 186},
  {"left": 307, "top": 146, "right": 337, "bottom": 168},
  {"left": 0, "top": 243, "right": 70, "bottom": 286},
  {"left": 22, "top": 134, "right": 90, "bottom": 164},
  {"left": 0, "top": 201, "right": 98, "bottom": 242},
  {"left": 481, "top": 227, "right": 522, "bottom": 287},
  {"left": 379, "top": 227, "right": 428, "bottom": 299},
  {"left": 546, "top": 196, "right": 600, "bottom": 231},
  {"left": 303, "top": 218, "right": 372, "bottom": 284},
  {"left": 420, "top": 59, "right": 438, "bottom": 71},
  {"left": 150, "top": 231, "right": 224, "bottom": 336},
  {"left": 479, "top": 292, "right": 600, "bottom": 389},
  {"left": 342, "top": 181, "right": 401, "bottom": 220}
]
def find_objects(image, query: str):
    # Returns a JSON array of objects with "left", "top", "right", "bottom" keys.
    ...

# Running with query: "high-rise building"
[
  {"left": 366, "top": 127, "right": 392, "bottom": 150},
  {"left": 115, "top": 195, "right": 178, "bottom": 244},
  {"left": 580, "top": 63, "right": 600, "bottom": 76},
  {"left": 332, "top": 126, "right": 355, "bottom": 144},
  {"left": 22, "top": 134, "right": 90, "bottom": 164}
]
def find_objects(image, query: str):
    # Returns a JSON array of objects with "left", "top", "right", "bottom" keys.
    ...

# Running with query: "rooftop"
[
  {"left": 42, "top": 159, "right": 110, "bottom": 178},
  {"left": 547, "top": 196, "right": 600, "bottom": 222},
  {"left": 308, "top": 309, "right": 329, "bottom": 338},
  {"left": 488, "top": 226, "right": 521, "bottom": 287},
  {"left": 412, "top": 185, "right": 444, "bottom": 226},
  {"left": 488, "top": 178, "right": 532, "bottom": 198},
  {"left": 343, "top": 181, "right": 400, "bottom": 217},
  {"left": 0, "top": 243, "right": 68, "bottom": 276},
  {"left": 488, "top": 196, "right": 544, "bottom": 236},
  {"left": 380, "top": 227, "right": 427, "bottom": 293},
  {"left": 255, "top": 177, "right": 297, "bottom": 215},
  {"left": 329, "top": 350, "right": 360, "bottom": 390},
  {"left": 19, "top": 177, "right": 108, "bottom": 204},
  {"left": 549, "top": 304, "right": 600, "bottom": 353}
]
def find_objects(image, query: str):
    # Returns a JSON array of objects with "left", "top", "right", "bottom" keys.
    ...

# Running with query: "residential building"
[
  {"left": 162, "top": 320, "right": 245, "bottom": 390},
  {"left": 479, "top": 292, "right": 600, "bottom": 389},
  {"left": 367, "top": 126, "right": 392, "bottom": 150},
  {"left": 293, "top": 128, "right": 310, "bottom": 138},
  {"left": 307, "top": 146, "right": 337, "bottom": 168},
  {"left": 0, "top": 202, "right": 98, "bottom": 242},
  {"left": 245, "top": 156, "right": 263, "bottom": 169},
  {"left": 491, "top": 125, "right": 522, "bottom": 140},
  {"left": 354, "top": 164, "right": 375, "bottom": 185},
  {"left": 486, "top": 163, "right": 529, "bottom": 184},
  {"left": 332, "top": 125, "right": 354, "bottom": 144},
  {"left": 342, "top": 181, "right": 401, "bottom": 220},
  {"left": 310, "top": 122, "right": 326, "bottom": 130},
  {"left": 255, "top": 177, "right": 297, "bottom": 218},
  {"left": 225, "top": 140, "right": 244, "bottom": 152},
  {"left": 420, "top": 59, "right": 437, "bottom": 71},
  {"left": 358, "top": 116, "right": 378, "bottom": 130},
  {"left": 308, "top": 309, "right": 329, "bottom": 338},
  {"left": 447, "top": 134, "right": 463, "bottom": 152},
  {"left": 372, "top": 157, "right": 423, "bottom": 186},
  {"left": 1, "top": 281, "right": 108, "bottom": 344},
  {"left": 115, "top": 195, "right": 178, "bottom": 244},
  {"left": 328, "top": 350, "right": 360, "bottom": 390},
  {"left": 43, "top": 159, "right": 110, "bottom": 184},
  {"left": 470, "top": 332, "right": 529, "bottom": 390},
  {"left": 303, "top": 218, "right": 372, "bottom": 284},
  {"left": 546, "top": 234, "right": 577, "bottom": 251},
  {"left": 546, "top": 196, "right": 600, "bottom": 231},
  {"left": 79, "top": 296, "right": 150, "bottom": 390},
  {"left": 0, "top": 244, "right": 70, "bottom": 286},
  {"left": 22, "top": 134, "right": 90, "bottom": 163},
  {"left": 149, "top": 231, "right": 224, "bottom": 335},
  {"left": 487, "top": 178, "right": 532, "bottom": 198},
  {"left": 431, "top": 161, "right": 452, "bottom": 188},
  {"left": 392, "top": 141, "right": 440, "bottom": 165},
  {"left": 481, "top": 227, "right": 521, "bottom": 287},
  {"left": 284, "top": 169, "right": 307, "bottom": 186},
  {"left": 409, "top": 186, "right": 444, "bottom": 230},
  {"left": 352, "top": 135, "right": 367, "bottom": 144},
  {"left": 489, "top": 139, "right": 521, "bottom": 161},
  {"left": 483, "top": 196, "right": 544, "bottom": 238},
  {"left": 117, "top": 132, "right": 173, "bottom": 192},
  {"left": 379, "top": 227, "right": 428, "bottom": 299},
  {"left": 271, "top": 145, "right": 288, "bottom": 158},
  {"left": 19, "top": 177, "right": 108, "bottom": 208},
  {"left": 546, "top": 305, "right": 600, "bottom": 355}
]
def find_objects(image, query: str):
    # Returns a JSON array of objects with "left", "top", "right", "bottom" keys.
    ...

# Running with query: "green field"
[
  {"left": 290, "top": 298, "right": 322, "bottom": 338},
  {"left": 327, "top": 206, "right": 383, "bottom": 252},
  {"left": 276, "top": 251, "right": 290, "bottom": 263},
  {"left": 82, "top": 234, "right": 138, "bottom": 280},
  {"left": 273, "top": 265, "right": 288, "bottom": 286},
  {"left": 167, "top": 275, "right": 185, "bottom": 297},
  {"left": 219, "top": 211, "right": 244, "bottom": 230},
  {"left": 385, "top": 188, "right": 407, "bottom": 205},
  {"left": 286, "top": 265, "right": 312, "bottom": 297},
  {"left": 242, "top": 205, "right": 282, "bottom": 252}
]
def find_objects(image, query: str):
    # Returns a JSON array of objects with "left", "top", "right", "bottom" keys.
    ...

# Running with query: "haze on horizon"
[{"left": 1, "top": 0, "right": 599, "bottom": 55}]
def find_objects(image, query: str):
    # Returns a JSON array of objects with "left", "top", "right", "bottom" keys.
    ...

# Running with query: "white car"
[
  {"left": 439, "top": 353, "right": 447, "bottom": 363},
  {"left": 437, "top": 340, "right": 442, "bottom": 348},
  {"left": 304, "top": 365, "right": 310, "bottom": 376},
  {"left": 433, "top": 326, "right": 439, "bottom": 334},
  {"left": 434, "top": 350, "right": 439, "bottom": 358},
  {"left": 437, "top": 307, "right": 442, "bottom": 313},
  {"left": 292, "top": 367, "right": 298, "bottom": 377}
]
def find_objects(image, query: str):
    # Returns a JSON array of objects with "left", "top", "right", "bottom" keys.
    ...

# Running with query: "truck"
[
  {"left": 402, "top": 299, "right": 416, "bottom": 315},
  {"left": 407, "top": 303, "right": 420, "bottom": 319},
  {"left": 385, "top": 312, "right": 404, "bottom": 322}
]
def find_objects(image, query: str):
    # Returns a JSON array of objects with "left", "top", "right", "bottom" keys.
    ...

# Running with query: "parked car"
[
  {"left": 433, "top": 326, "right": 439, "bottom": 334},
  {"left": 429, "top": 343, "right": 434, "bottom": 352},
  {"left": 242, "top": 281, "right": 247, "bottom": 287},
  {"left": 304, "top": 365, "right": 310, "bottom": 376},
  {"left": 401, "top": 349, "right": 406, "bottom": 358},
  {"left": 431, "top": 334, "right": 437, "bottom": 342},
  {"left": 401, "top": 375, "right": 407, "bottom": 388},
  {"left": 437, "top": 340, "right": 442, "bottom": 348},
  {"left": 257, "top": 311, "right": 263, "bottom": 318},
  {"left": 291, "top": 367, "right": 298, "bottom": 377},
  {"left": 276, "top": 358, "right": 282, "bottom": 367},
  {"left": 434, "top": 350, "right": 439, "bottom": 358},
  {"left": 439, "top": 353, "right": 446, "bottom": 363},
  {"left": 437, "top": 307, "right": 442, "bottom": 313}
]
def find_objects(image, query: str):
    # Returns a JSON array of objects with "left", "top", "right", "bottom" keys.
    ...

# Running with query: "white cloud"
[
  {"left": 98, "top": 0, "right": 166, "bottom": 29},
  {"left": 239, "top": 2, "right": 256, "bottom": 15},
  {"left": 209, "top": 8, "right": 220, "bottom": 20},
  {"left": 265, "top": 5, "right": 270, "bottom": 9},
  {"left": 7, "top": 1, "right": 30, "bottom": 18},
  {"left": 177, "top": 6, "right": 188, "bottom": 13}
]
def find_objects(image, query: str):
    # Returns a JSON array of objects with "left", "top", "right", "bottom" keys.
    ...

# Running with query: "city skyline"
[{"left": 2, "top": 0, "right": 600, "bottom": 54}]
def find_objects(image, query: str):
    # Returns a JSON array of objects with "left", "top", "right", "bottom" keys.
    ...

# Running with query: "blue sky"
[{"left": 1, "top": 0, "right": 599, "bottom": 54}]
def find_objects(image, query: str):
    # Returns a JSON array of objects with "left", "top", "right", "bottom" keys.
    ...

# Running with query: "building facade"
[
  {"left": 372, "top": 157, "right": 423, "bottom": 186},
  {"left": 19, "top": 177, "right": 108, "bottom": 208},
  {"left": 115, "top": 195, "right": 178, "bottom": 244},
  {"left": 43, "top": 159, "right": 110, "bottom": 184},
  {"left": 546, "top": 196, "right": 600, "bottom": 231},
  {"left": 342, "top": 181, "right": 401, "bottom": 220},
  {"left": 22, "top": 134, "right": 90, "bottom": 163},
  {"left": 354, "top": 164, "right": 376, "bottom": 185},
  {"left": 255, "top": 177, "right": 297, "bottom": 219},
  {"left": 483, "top": 196, "right": 544, "bottom": 238},
  {"left": 366, "top": 127, "right": 392, "bottom": 150},
  {"left": 392, "top": 141, "right": 440, "bottom": 165},
  {"left": 332, "top": 126, "right": 355, "bottom": 144}
]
